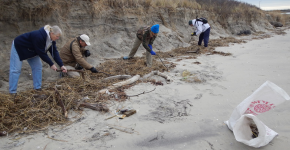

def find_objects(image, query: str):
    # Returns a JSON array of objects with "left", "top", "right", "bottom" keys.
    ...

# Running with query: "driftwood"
[
  {"left": 187, "top": 48, "right": 200, "bottom": 53},
  {"left": 99, "top": 75, "right": 140, "bottom": 94},
  {"left": 56, "top": 69, "right": 85, "bottom": 79},
  {"left": 142, "top": 71, "right": 172, "bottom": 82},
  {"left": 104, "top": 75, "right": 132, "bottom": 81},
  {"left": 54, "top": 88, "right": 68, "bottom": 118},
  {"left": 127, "top": 87, "right": 156, "bottom": 97},
  {"left": 77, "top": 102, "right": 109, "bottom": 112}
]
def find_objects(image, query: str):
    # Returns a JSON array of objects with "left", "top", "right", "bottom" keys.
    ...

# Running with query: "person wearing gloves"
[
  {"left": 189, "top": 18, "right": 211, "bottom": 47},
  {"left": 9, "top": 25, "right": 67, "bottom": 94},
  {"left": 60, "top": 34, "right": 98, "bottom": 77},
  {"left": 123, "top": 24, "right": 159, "bottom": 67}
]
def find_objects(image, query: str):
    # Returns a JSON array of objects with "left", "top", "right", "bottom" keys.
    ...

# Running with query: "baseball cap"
[{"left": 80, "top": 34, "right": 91, "bottom": 46}]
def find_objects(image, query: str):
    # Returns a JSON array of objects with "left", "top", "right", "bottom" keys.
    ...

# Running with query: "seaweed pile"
[{"left": 0, "top": 57, "right": 172, "bottom": 134}]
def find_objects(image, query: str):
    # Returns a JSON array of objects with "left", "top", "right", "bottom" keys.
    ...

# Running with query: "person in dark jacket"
[
  {"left": 9, "top": 25, "right": 67, "bottom": 94},
  {"left": 123, "top": 24, "right": 159, "bottom": 67}
]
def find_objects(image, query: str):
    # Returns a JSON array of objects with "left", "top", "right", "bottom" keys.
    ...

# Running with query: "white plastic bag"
[
  {"left": 225, "top": 81, "right": 290, "bottom": 130},
  {"left": 225, "top": 81, "right": 290, "bottom": 147},
  {"left": 233, "top": 114, "right": 278, "bottom": 148}
]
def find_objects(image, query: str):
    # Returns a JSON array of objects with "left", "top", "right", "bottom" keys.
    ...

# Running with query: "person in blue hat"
[{"left": 123, "top": 24, "right": 159, "bottom": 67}]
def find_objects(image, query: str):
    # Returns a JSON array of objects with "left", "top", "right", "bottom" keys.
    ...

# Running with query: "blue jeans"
[
  {"left": 198, "top": 27, "right": 211, "bottom": 47},
  {"left": 9, "top": 41, "right": 42, "bottom": 93}
]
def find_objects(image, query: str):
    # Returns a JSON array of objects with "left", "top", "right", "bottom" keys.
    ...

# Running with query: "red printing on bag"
[{"left": 245, "top": 100, "right": 275, "bottom": 115}]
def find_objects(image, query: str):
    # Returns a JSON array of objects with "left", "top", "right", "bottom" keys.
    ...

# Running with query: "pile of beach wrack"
[
  {"left": 0, "top": 36, "right": 251, "bottom": 135},
  {"left": 0, "top": 57, "right": 174, "bottom": 135}
]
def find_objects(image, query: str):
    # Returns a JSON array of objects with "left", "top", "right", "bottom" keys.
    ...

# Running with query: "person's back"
[
  {"left": 59, "top": 34, "right": 98, "bottom": 77},
  {"left": 60, "top": 37, "right": 79, "bottom": 66}
]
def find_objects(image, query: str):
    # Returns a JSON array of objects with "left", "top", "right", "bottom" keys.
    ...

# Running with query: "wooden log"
[
  {"left": 56, "top": 69, "right": 85, "bottom": 79},
  {"left": 104, "top": 75, "right": 132, "bottom": 81},
  {"left": 141, "top": 71, "right": 172, "bottom": 82},
  {"left": 98, "top": 75, "right": 140, "bottom": 94},
  {"left": 153, "top": 71, "right": 172, "bottom": 82},
  {"left": 78, "top": 102, "right": 109, "bottom": 112},
  {"left": 187, "top": 51, "right": 198, "bottom": 53}
]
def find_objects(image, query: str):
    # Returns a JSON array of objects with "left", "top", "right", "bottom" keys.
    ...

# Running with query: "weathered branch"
[
  {"left": 98, "top": 75, "right": 140, "bottom": 94},
  {"left": 104, "top": 75, "right": 132, "bottom": 81},
  {"left": 56, "top": 69, "right": 85, "bottom": 79},
  {"left": 78, "top": 102, "right": 109, "bottom": 112},
  {"left": 127, "top": 87, "right": 156, "bottom": 97},
  {"left": 56, "top": 69, "right": 84, "bottom": 73},
  {"left": 141, "top": 71, "right": 172, "bottom": 82}
]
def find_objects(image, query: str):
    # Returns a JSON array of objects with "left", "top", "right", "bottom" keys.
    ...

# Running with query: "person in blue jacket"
[{"left": 9, "top": 25, "right": 67, "bottom": 94}]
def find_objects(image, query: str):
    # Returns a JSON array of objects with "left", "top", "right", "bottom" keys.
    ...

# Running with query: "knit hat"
[
  {"left": 188, "top": 20, "right": 192, "bottom": 25},
  {"left": 151, "top": 24, "right": 159, "bottom": 34}
]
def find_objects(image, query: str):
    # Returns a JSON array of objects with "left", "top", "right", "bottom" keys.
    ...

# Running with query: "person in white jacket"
[{"left": 189, "top": 18, "right": 211, "bottom": 47}]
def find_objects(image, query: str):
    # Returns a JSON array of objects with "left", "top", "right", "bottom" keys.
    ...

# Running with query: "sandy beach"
[{"left": 1, "top": 29, "right": 290, "bottom": 150}]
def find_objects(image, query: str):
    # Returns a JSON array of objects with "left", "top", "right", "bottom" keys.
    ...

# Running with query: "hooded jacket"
[
  {"left": 136, "top": 26, "right": 157, "bottom": 52},
  {"left": 191, "top": 19, "right": 210, "bottom": 35},
  {"left": 14, "top": 27, "right": 63, "bottom": 67},
  {"left": 59, "top": 38, "right": 93, "bottom": 69}
]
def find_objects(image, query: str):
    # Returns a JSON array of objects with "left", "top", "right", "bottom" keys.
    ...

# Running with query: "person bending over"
[
  {"left": 123, "top": 24, "right": 159, "bottom": 67},
  {"left": 189, "top": 18, "right": 211, "bottom": 47},
  {"left": 9, "top": 25, "right": 67, "bottom": 94},
  {"left": 60, "top": 34, "right": 98, "bottom": 77}
]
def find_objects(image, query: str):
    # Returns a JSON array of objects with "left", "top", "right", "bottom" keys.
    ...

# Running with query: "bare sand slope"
[{"left": 1, "top": 30, "right": 290, "bottom": 150}]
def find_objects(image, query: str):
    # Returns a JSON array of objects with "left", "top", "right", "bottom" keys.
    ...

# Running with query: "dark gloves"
[
  {"left": 90, "top": 67, "right": 98, "bottom": 73},
  {"left": 84, "top": 50, "right": 91, "bottom": 57},
  {"left": 191, "top": 32, "right": 196, "bottom": 36},
  {"left": 75, "top": 64, "right": 83, "bottom": 70}
]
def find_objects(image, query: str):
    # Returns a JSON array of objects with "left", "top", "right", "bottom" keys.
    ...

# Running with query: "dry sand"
[{"left": 1, "top": 30, "right": 290, "bottom": 150}]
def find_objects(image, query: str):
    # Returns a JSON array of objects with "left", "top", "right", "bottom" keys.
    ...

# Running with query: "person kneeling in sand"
[
  {"left": 123, "top": 24, "right": 159, "bottom": 67},
  {"left": 60, "top": 34, "right": 98, "bottom": 77},
  {"left": 189, "top": 18, "right": 211, "bottom": 47}
]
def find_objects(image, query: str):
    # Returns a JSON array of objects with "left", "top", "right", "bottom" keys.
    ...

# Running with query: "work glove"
[
  {"left": 148, "top": 44, "right": 152, "bottom": 50},
  {"left": 191, "top": 32, "right": 196, "bottom": 36},
  {"left": 75, "top": 64, "right": 83, "bottom": 70},
  {"left": 84, "top": 50, "right": 91, "bottom": 57},
  {"left": 148, "top": 44, "right": 155, "bottom": 55},
  {"left": 90, "top": 67, "right": 98, "bottom": 73}
]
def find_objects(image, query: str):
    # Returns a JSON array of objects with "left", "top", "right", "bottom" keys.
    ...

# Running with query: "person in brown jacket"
[
  {"left": 60, "top": 34, "right": 98, "bottom": 77},
  {"left": 123, "top": 24, "right": 159, "bottom": 67}
]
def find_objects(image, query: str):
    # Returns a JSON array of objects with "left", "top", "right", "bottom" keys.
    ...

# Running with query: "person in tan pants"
[{"left": 123, "top": 24, "right": 159, "bottom": 67}]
